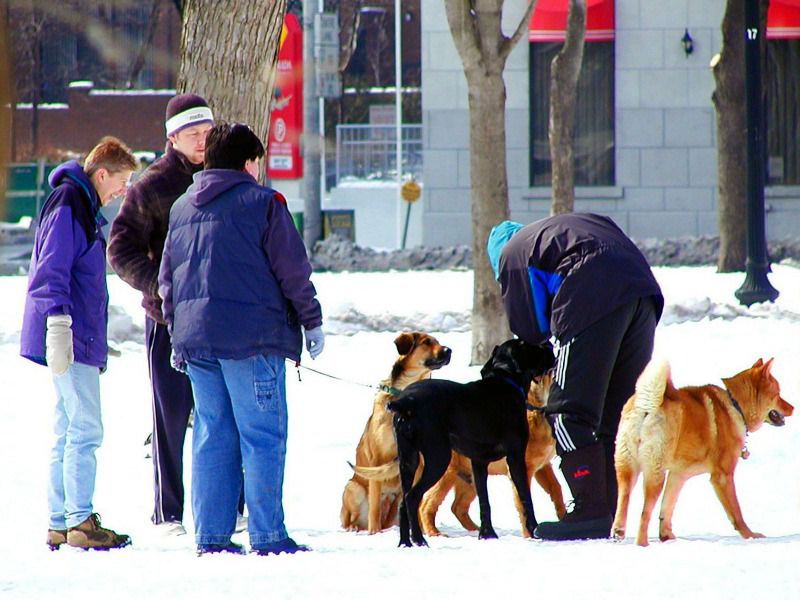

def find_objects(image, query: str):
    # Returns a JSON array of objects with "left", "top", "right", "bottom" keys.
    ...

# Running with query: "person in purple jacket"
[
  {"left": 159, "top": 123, "right": 324, "bottom": 556},
  {"left": 21, "top": 137, "right": 138, "bottom": 551}
]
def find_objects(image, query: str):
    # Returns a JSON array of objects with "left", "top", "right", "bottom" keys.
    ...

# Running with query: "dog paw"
[
  {"left": 742, "top": 531, "right": 765, "bottom": 539},
  {"left": 612, "top": 528, "right": 625, "bottom": 541}
]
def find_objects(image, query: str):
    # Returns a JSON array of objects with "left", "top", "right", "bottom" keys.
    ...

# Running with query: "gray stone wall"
[{"left": 421, "top": 0, "right": 800, "bottom": 246}]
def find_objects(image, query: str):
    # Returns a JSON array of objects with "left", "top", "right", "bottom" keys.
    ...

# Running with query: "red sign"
[
  {"left": 267, "top": 14, "right": 303, "bottom": 179},
  {"left": 768, "top": 0, "right": 800, "bottom": 38},
  {"left": 529, "top": 0, "right": 615, "bottom": 42}
]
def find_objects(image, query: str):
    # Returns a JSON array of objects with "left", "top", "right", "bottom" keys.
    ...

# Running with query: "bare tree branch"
[
  {"left": 125, "top": 0, "right": 163, "bottom": 88},
  {"left": 444, "top": 0, "right": 482, "bottom": 71},
  {"left": 499, "top": 0, "right": 537, "bottom": 61}
]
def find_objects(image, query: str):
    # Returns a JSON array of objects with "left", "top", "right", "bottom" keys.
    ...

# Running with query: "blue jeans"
[
  {"left": 187, "top": 354, "right": 288, "bottom": 549},
  {"left": 48, "top": 362, "right": 104, "bottom": 530}
]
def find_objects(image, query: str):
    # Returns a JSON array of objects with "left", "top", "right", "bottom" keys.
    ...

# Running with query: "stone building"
[{"left": 420, "top": 0, "right": 800, "bottom": 244}]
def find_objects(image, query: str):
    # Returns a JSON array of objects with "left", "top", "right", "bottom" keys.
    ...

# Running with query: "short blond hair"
[{"left": 84, "top": 136, "right": 139, "bottom": 177}]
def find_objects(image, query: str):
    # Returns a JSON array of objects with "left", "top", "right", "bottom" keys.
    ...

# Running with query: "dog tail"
[
  {"left": 350, "top": 461, "right": 400, "bottom": 481},
  {"left": 633, "top": 359, "right": 670, "bottom": 413}
]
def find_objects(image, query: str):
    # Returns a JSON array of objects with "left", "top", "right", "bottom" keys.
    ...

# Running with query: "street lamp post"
[{"left": 735, "top": 0, "right": 778, "bottom": 306}]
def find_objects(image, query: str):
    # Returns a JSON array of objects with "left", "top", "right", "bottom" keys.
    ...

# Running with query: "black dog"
[{"left": 389, "top": 339, "right": 555, "bottom": 547}]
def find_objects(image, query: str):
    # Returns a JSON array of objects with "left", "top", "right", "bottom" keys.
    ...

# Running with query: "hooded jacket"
[
  {"left": 108, "top": 143, "right": 201, "bottom": 323},
  {"left": 20, "top": 161, "right": 109, "bottom": 369},
  {"left": 490, "top": 213, "right": 664, "bottom": 345},
  {"left": 159, "top": 169, "right": 322, "bottom": 365}
]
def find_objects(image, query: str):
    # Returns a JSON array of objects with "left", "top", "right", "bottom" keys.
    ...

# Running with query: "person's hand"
[
  {"left": 304, "top": 326, "right": 325, "bottom": 359},
  {"left": 170, "top": 349, "right": 186, "bottom": 373},
  {"left": 46, "top": 314, "right": 74, "bottom": 376}
]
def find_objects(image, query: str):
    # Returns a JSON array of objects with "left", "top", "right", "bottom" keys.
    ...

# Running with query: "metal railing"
[{"left": 335, "top": 124, "right": 422, "bottom": 184}]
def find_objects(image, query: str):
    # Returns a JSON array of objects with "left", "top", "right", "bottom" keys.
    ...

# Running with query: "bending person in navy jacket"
[
  {"left": 21, "top": 137, "right": 138, "bottom": 550},
  {"left": 488, "top": 213, "right": 663, "bottom": 541},
  {"left": 159, "top": 123, "right": 324, "bottom": 556}
]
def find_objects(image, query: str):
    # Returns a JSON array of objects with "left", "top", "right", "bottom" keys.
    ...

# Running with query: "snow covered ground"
[{"left": 1, "top": 265, "right": 799, "bottom": 599}]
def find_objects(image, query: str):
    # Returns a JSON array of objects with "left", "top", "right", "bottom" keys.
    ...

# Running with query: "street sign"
[
  {"left": 316, "top": 72, "right": 341, "bottom": 98},
  {"left": 314, "top": 13, "right": 338, "bottom": 46},
  {"left": 314, "top": 12, "right": 340, "bottom": 98}
]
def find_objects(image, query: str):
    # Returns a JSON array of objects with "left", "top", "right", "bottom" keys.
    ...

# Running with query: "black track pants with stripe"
[
  {"left": 146, "top": 317, "right": 194, "bottom": 524},
  {"left": 545, "top": 295, "right": 658, "bottom": 456}
]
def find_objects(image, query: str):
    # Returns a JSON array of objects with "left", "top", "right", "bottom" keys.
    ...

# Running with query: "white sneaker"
[
  {"left": 235, "top": 515, "right": 248, "bottom": 533},
  {"left": 157, "top": 521, "right": 186, "bottom": 536}
]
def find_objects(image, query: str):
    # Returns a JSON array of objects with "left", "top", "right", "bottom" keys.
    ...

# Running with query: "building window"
[
  {"left": 529, "top": 41, "right": 615, "bottom": 187},
  {"left": 766, "top": 39, "right": 800, "bottom": 185}
]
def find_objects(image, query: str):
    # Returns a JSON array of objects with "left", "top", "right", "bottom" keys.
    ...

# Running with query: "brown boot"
[
  {"left": 46, "top": 529, "right": 67, "bottom": 551},
  {"left": 66, "top": 514, "right": 131, "bottom": 550}
]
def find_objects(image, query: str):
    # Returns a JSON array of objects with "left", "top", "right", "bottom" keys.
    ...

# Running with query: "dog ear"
[
  {"left": 479, "top": 345, "right": 502, "bottom": 378},
  {"left": 760, "top": 357, "right": 774, "bottom": 377},
  {"left": 394, "top": 332, "right": 416, "bottom": 356}
]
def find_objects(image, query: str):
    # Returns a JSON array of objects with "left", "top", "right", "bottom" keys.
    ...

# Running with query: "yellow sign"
[{"left": 401, "top": 180, "right": 421, "bottom": 203}]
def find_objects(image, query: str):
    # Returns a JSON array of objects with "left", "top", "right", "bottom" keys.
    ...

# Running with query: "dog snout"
[{"left": 426, "top": 346, "right": 451, "bottom": 368}]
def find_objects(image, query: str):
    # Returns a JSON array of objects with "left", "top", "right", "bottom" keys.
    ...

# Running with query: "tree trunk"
[
  {"left": 177, "top": 0, "right": 287, "bottom": 176},
  {"left": 549, "top": 0, "right": 586, "bottom": 215},
  {"left": 30, "top": 9, "right": 42, "bottom": 157},
  {"left": 466, "top": 67, "right": 513, "bottom": 365},
  {"left": 445, "top": 0, "right": 536, "bottom": 364},
  {"left": 0, "top": 8, "right": 12, "bottom": 169},
  {"left": 713, "top": 0, "right": 770, "bottom": 272},
  {"left": 713, "top": 0, "right": 747, "bottom": 272}
]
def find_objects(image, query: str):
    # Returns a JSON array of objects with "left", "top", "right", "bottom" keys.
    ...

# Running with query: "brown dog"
[
  {"left": 340, "top": 332, "right": 451, "bottom": 533},
  {"left": 354, "top": 373, "right": 566, "bottom": 537},
  {"left": 418, "top": 371, "right": 566, "bottom": 537},
  {"left": 612, "top": 358, "right": 794, "bottom": 546}
]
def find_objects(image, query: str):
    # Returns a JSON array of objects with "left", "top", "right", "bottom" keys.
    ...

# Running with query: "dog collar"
[
  {"left": 494, "top": 375, "right": 538, "bottom": 410},
  {"left": 725, "top": 389, "right": 750, "bottom": 459},
  {"left": 378, "top": 383, "right": 403, "bottom": 396}
]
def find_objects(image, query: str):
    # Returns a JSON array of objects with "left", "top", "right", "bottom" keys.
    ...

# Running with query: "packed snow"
[{"left": 1, "top": 265, "right": 799, "bottom": 599}]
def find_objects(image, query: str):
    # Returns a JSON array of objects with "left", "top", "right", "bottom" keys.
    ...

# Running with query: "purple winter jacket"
[
  {"left": 159, "top": 169, "right": 322, "bottom": 366},
  {"left": 20, "top": 161, "right": 109, "bottom": 369}
]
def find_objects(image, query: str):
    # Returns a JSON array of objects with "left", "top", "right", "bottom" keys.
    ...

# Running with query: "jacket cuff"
[{"left": 45, "top": 305, "right": 70, "bottom": 317}]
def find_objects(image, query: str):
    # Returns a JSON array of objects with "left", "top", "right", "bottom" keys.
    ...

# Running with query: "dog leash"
[{"left": 287, "top": 359, "right": 402, "bottom": 395}]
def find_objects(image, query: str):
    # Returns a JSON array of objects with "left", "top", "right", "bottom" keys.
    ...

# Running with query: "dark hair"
[{"left": 203, "top": 123, "right": 265, "bottom": 170}]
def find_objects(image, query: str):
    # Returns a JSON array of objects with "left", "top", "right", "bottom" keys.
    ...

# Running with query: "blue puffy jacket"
[
  {"left": 159, "top": 169, "right": 322, "bottom": 365},
  {"left": 20, "top": 161, "right": 109, "bottom": 369}
]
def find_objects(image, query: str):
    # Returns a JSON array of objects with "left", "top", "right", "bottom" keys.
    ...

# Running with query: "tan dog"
[
  {"left": 340, "top": 332, "right": 451, "bottom": 533},
  {"left": 417, "top": 371, "right": 566, "bottom": 537},
  {"left": 612, "top": 358, "right": 794, "bottom": 547},
  {"left": 353, "top": 373, "right": 566, "bottom": 537}
]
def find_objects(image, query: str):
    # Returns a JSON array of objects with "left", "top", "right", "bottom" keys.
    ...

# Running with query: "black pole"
[{"left": 735, "top": 0, "right": 778, "bottom": 306}]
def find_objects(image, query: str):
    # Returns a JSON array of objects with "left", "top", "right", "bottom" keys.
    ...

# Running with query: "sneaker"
[
  {"left": 196, "top": 541, "right": 246, "bottom": 556},
  {"left": 46, "top": 529, "right": 67, "bottom": 551},
  {"left": 156, "top": 521, "right": 187, "bottom": 536},
  {"left": 254, "top": 537, "right": 310, "bottom": 556},
  {"left": 66, "top": 514, "right": 131, "bottom": 550},
  {"left": 235, "top": 514, "right": 248, "bottom": 533}
]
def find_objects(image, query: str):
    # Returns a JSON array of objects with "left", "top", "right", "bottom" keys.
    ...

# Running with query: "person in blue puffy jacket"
[
  {"left": 159, "top": 123, "right": 324, "bottom": 556},
  {"left": 21, "top": 137, "right": 138, "bottom": 550}
]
